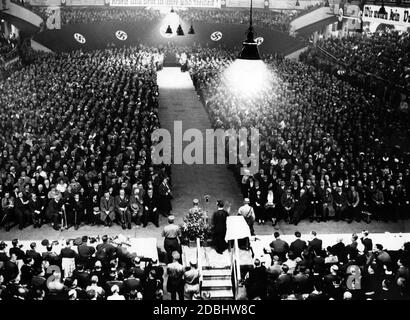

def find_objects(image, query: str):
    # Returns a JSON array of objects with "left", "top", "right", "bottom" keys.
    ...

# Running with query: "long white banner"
[
  {"left": 362, "top": 4, "right": 410, "bottom": 28},
  {"left": 109, "top": 0, "right": 221, "bottom": 7}
]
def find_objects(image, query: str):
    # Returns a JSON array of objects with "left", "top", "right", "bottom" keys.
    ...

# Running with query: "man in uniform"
[
  {"left": 166, "top": 251, "right": 185, "bottom": 300},
  {"left": 237, "top": 198, "right": 255, "bottom": 236},
  {"left": 161, "top": 215, "right": 181, "bottom": 263}
]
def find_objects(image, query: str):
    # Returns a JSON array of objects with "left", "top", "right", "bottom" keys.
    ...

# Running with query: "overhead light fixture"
[
  {"left": 295, "top": 0, "right": 300, "bottom": 6},
  {"left": 170, "top": 7, "right": 175, "bottom": 13},
  {"left": 238, "top": 0, "right": 261, "bottom": 60},
  {"left": 176, "top": 24, "right": 184, "bottom": 36},
  {"left": 378, "top": 3, "right": 387, "bottom": 16},
  {"left": 165, "top": 25, "right": 172, "bottom": 34},
  {"left": 188, "top": 23, "right": 195, "bottom": 35}
]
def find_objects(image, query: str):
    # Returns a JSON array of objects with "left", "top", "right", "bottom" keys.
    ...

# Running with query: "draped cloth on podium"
[
  {"left": 129, "top": 238, "right": 158, "bottom": 261},
  {"left": 225, "top": 216, "right": 251, "bottom": 241}
]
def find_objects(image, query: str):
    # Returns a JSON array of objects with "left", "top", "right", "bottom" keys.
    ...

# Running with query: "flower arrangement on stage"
[{"left": 181, "top": 210, "right": 212, "bottom": 244}]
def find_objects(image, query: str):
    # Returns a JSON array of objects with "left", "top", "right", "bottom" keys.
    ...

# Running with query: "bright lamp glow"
[
  {"left": 159, "top": 8, "right": 181, "bottom": 38},
  {"left": 221, "top": 60, "right": 273, "bottom": 100}
]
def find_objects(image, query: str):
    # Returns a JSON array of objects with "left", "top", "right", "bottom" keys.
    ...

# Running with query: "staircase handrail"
[{"left": 196, "top": 237, "right": 203, "bottom": 296}]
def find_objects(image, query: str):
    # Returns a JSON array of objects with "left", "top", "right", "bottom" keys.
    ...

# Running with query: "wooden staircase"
[{"left": 201, "top": 266, "right": 234, "bottom": 300}]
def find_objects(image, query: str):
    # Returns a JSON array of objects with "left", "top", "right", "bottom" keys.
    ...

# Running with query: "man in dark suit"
[
  {"left": 276, "top": 264, "right": 293, "bottom": 295},
  {"left": 360, "top": 230, "right": 373, "bottom": 253},
  {"left": 77, "top": 236, "right": 96, "bottom": 269},
  {"left": 308, "top": 231, "right": 322, "bottom": 255},
  {"left": 143, "top": 188, "right": 159, "bottom": 227},
  {"left": 269, "top": 232, "right": 289, "bottom": 261},
  {"left": 212, "top": 200, "right": 229, "bottom": 254},
  {"left": 329, "top": 238, "right": 347, "bottom": 263},
  {"left": 96, "top": 235, "right": 116, "bottom": 267},
  {"left": 42, "top": 245, "right": 60, "bottom": 267},
  {"left": 245, "top": 259, "right": 267, "bottom": 299},
  {"left": 100, "top": 191, "right": 115, "bottom": 227},
  {"left": 26, "top": 242, "right": 42, "bottom": 269},
  {"left": 290, "top": 231, "right": 307, "bottom": 258},
  {"left": 115, "top": 189, "right": 131, "bottom": 230}
]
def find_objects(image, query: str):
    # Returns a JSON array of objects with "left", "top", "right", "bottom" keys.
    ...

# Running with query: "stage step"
[
  {"left": 202, "top": 288, "right": 234, "bottom": 300},
  {"left": 201, "top": 266, "right": 234, "bottom": 300},
  {"left": 202, "top": 267, "right": 231, "bottom": 278},
  {"left": 202, "top": 279, "right": 232, "bottom": 289}
]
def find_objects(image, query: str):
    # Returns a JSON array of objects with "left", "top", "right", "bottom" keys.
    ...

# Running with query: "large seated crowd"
[
  {"left": 55, "top": 7, "right": 295, "bottom": 32},
  {"left": 0, "top": 34, "right": 17, "bottom": 64},
  {"left": 245, "top": 231, "right": 410, "bottom": 300},
  {"left": 1, "top": 2, "right": 410, "bottom": 299},
  {"left": 60, "top": 7, "right": 161, "bottom": 25},
  {"left": 187, "top": 45, "right": 410, "bottom": 226},
  {"left": 177, "top": 8, "right": 294, "bottom": 32},
  {"left": 0, "top": 46, "right": 175, "bottom": 232},
  {"left": 305, "top": 30, "right": 410, "bottom": 91}
]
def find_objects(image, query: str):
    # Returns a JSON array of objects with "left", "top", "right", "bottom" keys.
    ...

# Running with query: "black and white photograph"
[{"left": 0, "top": 0, "right": 410, "bottom": 309}]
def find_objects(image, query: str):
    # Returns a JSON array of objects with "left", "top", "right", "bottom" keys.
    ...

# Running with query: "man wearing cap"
[
  {"left": 162, "top": 215, "right": 181, "bottom": 263},
  {"left": 212, "top": 200, "right": 228, "bottom": 254},
  {"left": 184, "top": 260, "right": 200, "bottom": 300},
  {"left": 166, "top": 251, "right": 185, "bottom": 300},
  {"left": 100, "top": 190, "right": 115, "bottom": 227},
  {"left": 237, "top": 198, "right": 255, "bottom": 236}
]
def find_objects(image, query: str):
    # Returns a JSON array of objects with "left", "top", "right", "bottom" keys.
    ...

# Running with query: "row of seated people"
[
  {"left": 244, "top": 231, "right": 410, "bottom": 300},
  {"left": 0, "top": 235, "right": 205, "bottom": 300},
  {"left": 177, "top": 8, "right": 295, "bottom": 32},
  {"left": 0, "top": 46, "right": 169, "bottom": 230},
  {"left": 29, "top": 6, "right": 298, "bottom": 32},
  {"left": 185, "top": 45, "right": 410, "bottom": 224},
  {"left": 0, "top": 174, "right": 172, "bottom": 231},
  {"left": 240, "top": 174, "right": 410, "bottom": 226},
  {"left": 0, "top": 235, "right": 168, "bottom": 300}
]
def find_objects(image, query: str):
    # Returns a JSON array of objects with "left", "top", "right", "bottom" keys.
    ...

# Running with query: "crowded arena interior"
[{"left": 0, "top": 0, "right": 410, "bottom": 301}]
